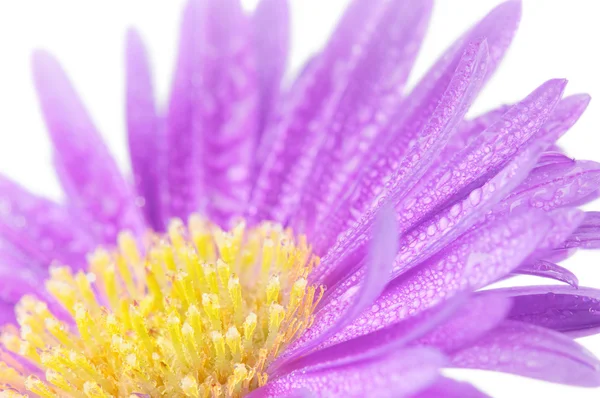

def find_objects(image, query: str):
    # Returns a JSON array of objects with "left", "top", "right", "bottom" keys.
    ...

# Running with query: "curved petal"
[
  {"left": 279, "top": 294, "right": 510, "bottom": 375},
  {"left": 0, "top": 176, "right": 95, "bottom": 269},
  {"left": 126, "top": 29, "right": 164, "bottom": 231},
  {"left": 274, "top": 205, "right": 398, "bottom": 368},
  {"left": 31, "top": 51, "right": 145, "bottom": 243},
  {"left": 319, "top": 133, "right": 552, "bottom": 307},
  {"left": 254, "top": 347, "right": 444, "bottom": 398},
  {"left": 412, "top": 294, "right": 512, "bottom": 353},
  {"left": 315, "top": 78, "right": 566, "bottom": 290},
  {"left": 318, "top": 210, "right": 550, "bottom": 344},
  {"left": 561, "top": 211, "right": 600, "bottom": 249},
  {"left": 451, "top": 320, "right": 600, "bottom": 387},
  {"left": 484, "top": 285, "right": 600, "bottom": 338},
  {"left": 513, "top": 260, "right": 578, "bottom": 287},
  {"left": 498, "top": 160, "right": 600, "bottom": 218},
  {"left": 535, "top": 151, "right": 574, "bottom": 168},
  {"left": 275, "top": 294, "right": 467, "bottom": 376}
]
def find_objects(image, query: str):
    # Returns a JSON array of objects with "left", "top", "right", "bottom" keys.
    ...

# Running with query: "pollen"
[{"left": 0, "top": 216, "right": 323, "bottom": 397}]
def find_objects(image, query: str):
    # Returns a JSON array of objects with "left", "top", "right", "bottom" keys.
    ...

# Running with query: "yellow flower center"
[{"left": 0, "top": 216, "right": 322, "bottom": 397}]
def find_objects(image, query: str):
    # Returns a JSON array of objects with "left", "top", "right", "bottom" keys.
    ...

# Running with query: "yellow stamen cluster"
[{"left": 0, "top": 216, "right": 322, "bottom": 397}]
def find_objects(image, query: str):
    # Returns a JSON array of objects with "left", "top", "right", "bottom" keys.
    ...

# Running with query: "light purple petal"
[
  {"left": 290, "top": 0, "right": 433, "bottom": 236},
  {"left": 536, "top": 151, "right": 574, "bottom": 168},
  {"left": 252, "top": 0, "right": 289, "bottom": 136},
  {"left": 315, "top": 0, "right": 522, "bottom": 243},
  {"left": 387, "top": 140, "right": 552, "bottom": 281},
  {"left": 126, "top": 29, "right": 164, "bottom": 231},
  {"left": 166, "top": 0, "right": 258, "bottom": 225},
  {"left": 438, "top": 104, "right": 511, "bottom": 168},
  {"left": 412, "top": 294, "right": 512, "bottom": 353},
  {"left": 275, "top": 294, "right": 467, "bottom": 376},
  {"left": 314, "top": 78, "right": 566, "bottom": 289},
  {"left": 316, "top": 210, "right": 550, "bottom": 344},
  {"left": 315, "top": 40, "right": 489, "bottom": 254},
  {"left": 31, "top": 51, "right": 145, "bottom": 242},
  {"left": 451, "top": 320, "right": 600, "bottom": 387},
  {"left": 249, "top": 0, "right": 433, "bottom": 226},
  {"left": 319, "top": 129, "right": 553, "bottom": 306},
  {"left": 365, "top": 0, "right": 521, "bottom": 182},
  {"left": 273, "top": 205, "right": 398, "bottom": 368},
  {"left": 498, "top": 160, "right": 600, "bottom": 216},
  {"left": 484, "top": 285, "right": 600, "bottom": 338},
  {"left": 0, "top": 240, "right": 46, "bottom": 303},
  {"left": 0, "top": 300, "right": 16, "bottom": 326},
  {"left": 254, "top": 347, "right": 444, "bottom": 398},
  {"left": 561, "top": 211, "right": 600, "bottom": 249},
  {"left": 507, "top": 207, "right": 584, "bottom": 284},
  {"left": 0, "top": 176, "right": 95, "bottom": 269},
  {"left": 164, "top": 0, "right": 203, "bottom": 220},
  {"left": 514, "top": 260, "right": 579, "bottom": 287},
  {"left": 413, "top": 377, "right": 490, "bottom": 398}
]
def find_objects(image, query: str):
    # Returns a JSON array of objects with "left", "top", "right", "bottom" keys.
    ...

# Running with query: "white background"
[{"left": 1, "top": 1, "right": 599, "bottom": 396}]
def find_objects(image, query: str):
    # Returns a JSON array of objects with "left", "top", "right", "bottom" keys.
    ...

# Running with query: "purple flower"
[{"left": 1, "top": 0, "right": 600, "bottom": 396}]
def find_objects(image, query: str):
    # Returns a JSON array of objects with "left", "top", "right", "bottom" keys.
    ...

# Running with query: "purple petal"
[
  {"left": 387, "top": 139, "right": 551, "bottom": 281},
  {"left": 438, "top": 104, "right": 511, "bottom": 167},
  {"left": 579, "top": 211, "right": 600, "bottom": 227},
  {"left": 0, "top": 240, "right": 47, "bottom": 303},
  {"left": 0, "top": 176, "right": 95, "bottom": 269},
  {"left": 275, "top": 294, "right": 467, "bottom": 376},
  {"left": 420, "top": 0, "right": 521, "bottom": 93},
  {"left": 166, "top": 0, "right": 258, "bottom": 225},
  {"left": 413, "top": 377, "right": 490, "bottom": 398},
  {"left": 320, "top": 128, "right": 554, "bottom": 303},
  {"left": 274, "top": 205, "right": 398, "bottom": 368},
  {"left": 561, "top": 211, "right": 600, "bottom": 249},
  {"left": 254, "top": 347, "right": 444, "bottom": 398},
  {"left": 356, "top": 0, "right": 522, "bottom": 215},
  {"left": 290, "top": 0, "right": 433, "bottom": 235},
  {"left": 498, "top": 160, "right": 600, "bottom": 216},
  {"left": 314, "top": 40, "right": 489, "bottom": 253},
  {"left": 531, "top": 208, "right": 584, "bottom": 252},
  {"left": 412, "top": 294, "right": 512, "bottom": 353},
  {"left": 31, "top": 51, "right": 144, "bottom": 242},
  {"left": 536, "top": 151, "right": 573, "bottom": 167},
  {"left": 514, "top": 260, "right": 579, "bottom": 287},
  {"left": 164, "top": 0, "right": 203, "bottom": 220},
  {"left": 484, "top": 285, "right": 600, "bottom": 338},
  {"left": 507, "top": 207, "right": 584, "bottom": 281},
  {"left": 370, "top": 0, "right": 521, "bottom": 177},
  {"left": 317, "top": 210, "right": 550, "bottom": 344},
  {"left": 0, "top": 300, "right": 16, "bottom": 326},
  {"left": 451, "top": 320, "right": 600, "bottom": 387},
  {"left": 250, "top": 0, "right": 433, "bottom": 226},
  {"left": 252, "top": 0, "right": 290, "bottom": 136},
  {"left": 314, "top": 78, "right": 566, "bottom": 289},
  {"left": 403, "top": 78, "right": 567, "bottom": 228},
  {"left": 126, "top": 29, "right": 164, "bottom": 231}
]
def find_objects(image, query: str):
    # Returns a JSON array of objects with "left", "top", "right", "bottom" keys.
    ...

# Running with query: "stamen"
[{"left": 0, "top": 216, "right": 322, "bottom": 397}]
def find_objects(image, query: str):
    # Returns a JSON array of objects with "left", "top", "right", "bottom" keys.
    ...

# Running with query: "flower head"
[{"left": 1, "top": 0, "right": 600, "bottom": 397}]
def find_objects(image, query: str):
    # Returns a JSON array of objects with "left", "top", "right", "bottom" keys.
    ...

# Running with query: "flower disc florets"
[{"left": 0, "top": 216, "right": 322, "bottom": 397}]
